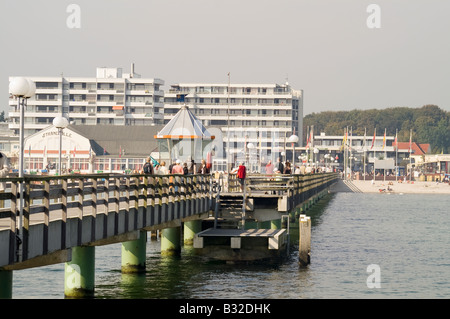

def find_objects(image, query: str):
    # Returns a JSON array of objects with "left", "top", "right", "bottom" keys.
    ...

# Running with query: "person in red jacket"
[{"left": 237, "top": 162, "right": 246, "bottom": 192}]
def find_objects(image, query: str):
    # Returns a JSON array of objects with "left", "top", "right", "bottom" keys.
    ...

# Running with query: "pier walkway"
[{"left": 0, "top": 172, "right": 338, "bottom": 297}]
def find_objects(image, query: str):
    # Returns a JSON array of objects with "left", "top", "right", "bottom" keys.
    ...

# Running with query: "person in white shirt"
[{"left": 158, "top": 161, "right": 169, "bottom": 174}]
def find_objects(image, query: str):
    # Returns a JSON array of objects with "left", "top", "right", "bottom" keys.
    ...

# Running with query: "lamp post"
[
  {"left": 313, "top": 147, "right": 319, "bottom": 170},
  {"left": 288, "top": 134, "right": 299, "bottom": 168},
  {"left": 324, "top": 153, "right": 330, "bottom": 171},
  {"left": 9, "top": 77, "right": 36, "bottom": 261},
  {"left": 247, "top": 142, "right": 255, "bottom": 172},
  {"left": 53, "top": 116, "right": 69, "bottom": 175}
]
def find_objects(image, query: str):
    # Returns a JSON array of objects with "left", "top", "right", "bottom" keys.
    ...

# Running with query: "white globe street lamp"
[
  {"left": 53, "top": 116, "right": 69, "bottom": 175},
  {"left": 288, "top": 134, "right": 299, "bottom": 167},
  {"left": 9, "top": 77, "right": 36, "bottom": 261}
]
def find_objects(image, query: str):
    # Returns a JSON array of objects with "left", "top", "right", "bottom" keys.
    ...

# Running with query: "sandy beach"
[{"left": 350, "top": 179, "right": 450, "bottom": 194}]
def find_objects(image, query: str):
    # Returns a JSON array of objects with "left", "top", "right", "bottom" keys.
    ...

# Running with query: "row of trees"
[{"left": 303, "top": 105, "right": 450, "bottom": 154}]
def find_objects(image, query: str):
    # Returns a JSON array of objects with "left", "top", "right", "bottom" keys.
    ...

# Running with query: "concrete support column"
[
  {"left": 121, "top": 230, "right": 147, "bottom": 273},
  {"left": 161, "top": 227, "right": 181, "bottom": 256},
  {"left": 183, "top": 220, "right": 202, "bottom": 245},
  {"left": 64, "top": 246, "right": 95, "bottom": 298},
  {"left": 0, "top": 270, "right": 13, "bottom": 299}
]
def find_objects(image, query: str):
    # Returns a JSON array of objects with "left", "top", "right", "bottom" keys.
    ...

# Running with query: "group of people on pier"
[
  {"left": 141, "top": 157, "right": 210, "bottom": 176},
  {"left": 264, "top": 158, "right": 330, "bottom": 175}
]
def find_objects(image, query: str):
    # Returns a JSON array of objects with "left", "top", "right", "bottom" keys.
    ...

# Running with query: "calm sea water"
[{"left": 11, "top": 193, "right": 450, "bottom": 299}]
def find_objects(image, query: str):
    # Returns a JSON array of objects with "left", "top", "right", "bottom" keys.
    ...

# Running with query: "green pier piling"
[
  {"left": 271, "top": 219, "right": 281, "bottom": 229},
  {"left": 64, "top": 246, "right": 95, "bottom": 298},
  {"left": 184, "top": 221, "right": 202, "bottom": 245},
  {"left": 161, "top": 227, "right": 181, "bottom": 256},
  {"left": 0, "top": 270, "right": 12, "bottom": 299},
  {"left": 121, "top": 230, "right": 147, "bottom": 273}
]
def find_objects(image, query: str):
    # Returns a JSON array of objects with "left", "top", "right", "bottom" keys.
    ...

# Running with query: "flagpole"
[
  {"left": 409, "top": 129, "right": 412, "bottom": 182},
  {"left": 227, "top": 72, "right": 231, "bottom": 176},
  {"left": 395, "top": 128, "right": 398, "bottom": 182},
  {"left": 364, "top": 127, "right": 366, "bottom": 181},
  {"left": 384, "top": 128, "right": 386, "bottom": 182},
  {"left": 344, "top": 126, "right": 348, "bottom": 180},
  {"left": 370, "top": 127, "right": 376, "bottom": 180}
]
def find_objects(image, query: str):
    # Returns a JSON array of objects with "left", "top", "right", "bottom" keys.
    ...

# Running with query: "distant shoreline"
[{"left": 350, "top": 179, "right": 450, "bottom": 194}]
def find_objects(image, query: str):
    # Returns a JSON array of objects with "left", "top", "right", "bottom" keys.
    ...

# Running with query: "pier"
[{"left": 0, "top": 172, "right": 338, "bottom": 298}]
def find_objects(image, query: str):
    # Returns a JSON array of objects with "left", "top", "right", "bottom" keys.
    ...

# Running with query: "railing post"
[
  {"left": 9, "top": 182, "right": 17, "bottom": 264},
  {"left": 142, "top": 175, "right": 148, "bottom": 227},
  {"left": 77, "top": 178, "right": 84, "bottom": 246},
  {"left": 124, "top": 177, "right": 130, "bottom": 232},
  {"left": 22, "top": 180, "right": 30, "bottom": 261},
  {"left": 43, "top": 180, "right": 50, "bottom": 255},
  {"left": 61, "top": 178, "right": 68, "bottom": 250},
  {"left": 103, "top": 177, "right": 109, "bottom": 238},
  {"left": 90, "top": 178, "right": 97, "bottom": 242},
  {"left": 114, "top": 177, "right": 120, "bottom": 235}
]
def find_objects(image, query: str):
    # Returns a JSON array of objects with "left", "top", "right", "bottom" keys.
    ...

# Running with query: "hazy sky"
[{"left": 2, "top": 0, "right": 450, "bottom": 115}]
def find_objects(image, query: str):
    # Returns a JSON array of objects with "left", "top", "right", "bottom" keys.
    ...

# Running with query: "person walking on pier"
[
  {"left": 237, "top": 162, "right": 246, "bottom": 192},
  {"left": 158, "top": 161, "right": 169, "bottom": 175},
  {"left": 265, "top": 160, "right": 274, "bottom": 174},
  {"left": 198, "top": 159, "right": 209, "bottom": 174},
  {"left": 171, "top": 159, "right": 184, "bottom": 174},
  {"left": 188, "top": 159, "right": 196, "bottom": 175},
  {"left": 284, "top": 161, "right": 292, "bottom": 174},
  {"left": 276, "top": 157, "right": 284, "bottom": 175},
  {"left": 143, "top": 157, "right": 154, "bottom": 175}
]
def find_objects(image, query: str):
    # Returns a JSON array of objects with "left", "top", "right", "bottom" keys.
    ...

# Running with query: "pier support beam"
[
  {"left": 183, "top": 220, "right": 202, "bottom": 245},
  {"left": 121, "top": 230, "right": 147, "bottom": 273},
  {"left": 0, "top": 270, "right": 12, "bottom": 299},
  {"left": 161, "top": 226, "right": 181, "bottom": 256},
  {"left": 64, "top": 246, "right": 95, "bottom": 298}
]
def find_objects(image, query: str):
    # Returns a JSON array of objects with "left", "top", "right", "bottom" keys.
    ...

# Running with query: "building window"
[{"left": 36, "top": 82, "right": 59, "bottom": 89}]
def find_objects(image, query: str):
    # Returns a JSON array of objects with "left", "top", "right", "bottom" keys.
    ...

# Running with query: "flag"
[
  {"left": 343, "top": 128, "right": 348, "bottom": 146},
  {"left": 306, "top": 131, "right": 312, "bottom": 147},
  {"left": 382, "top": 129, "right": 386, "bottom": 149},
  {"left": 103, "top": 148, "right": 106, "bottom": 155},
  {"left": 349, "top": 127, "right": 352, "bottom": 151},
  {"left": 119, "top": 145, "right": 122, "bottom": 158},
  {"left": 73, "top": 146, "right": 76, "bottom": 158},
  {"left": 409, "top": 130, "right": 412, "bottom": 153},
  {"left": 370, "top": 128, "right": 376, "bottom": 150},
  {"left": 393, "top": 131, "right": 398, "bottom": 150},
  {"left": 150, "top": 156, "right": 159, "bottom": 166}
]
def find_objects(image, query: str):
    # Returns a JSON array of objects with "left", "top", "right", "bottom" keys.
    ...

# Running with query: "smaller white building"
[
  {"left": 24, "top": 125, "right": 93, "bottom": 173},
  {"left": 22, "top": 124, "right": 162, "bottom": 174}
]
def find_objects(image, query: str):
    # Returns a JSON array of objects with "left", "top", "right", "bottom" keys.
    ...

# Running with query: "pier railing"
[
  {"left": 228, "top": 172, "right": 338, "bottom": 197},
  {"left": 0, "top": 173, "right": 212, "bottom": 268}
]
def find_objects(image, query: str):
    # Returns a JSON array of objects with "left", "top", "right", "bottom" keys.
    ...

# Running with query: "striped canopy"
[{"left": 154, "top": 104, "right": 215, "bottom": 140}]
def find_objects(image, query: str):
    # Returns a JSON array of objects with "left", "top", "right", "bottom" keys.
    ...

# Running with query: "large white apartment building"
[
  {"left": 164, "top": 82, "right": 303, "bottom": 168},
  {"left": 8, "top": 65, "right": 164, "bottom": 137}
]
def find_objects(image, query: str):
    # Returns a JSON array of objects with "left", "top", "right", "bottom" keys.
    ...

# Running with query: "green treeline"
[{"left": 303, "top": 104, "right": 450, "bottom": 154}]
